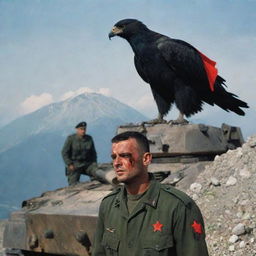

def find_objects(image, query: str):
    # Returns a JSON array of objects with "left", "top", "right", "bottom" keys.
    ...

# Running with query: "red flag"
[{"left": 198, "top": 51, "right": 218, "bottom": 92}]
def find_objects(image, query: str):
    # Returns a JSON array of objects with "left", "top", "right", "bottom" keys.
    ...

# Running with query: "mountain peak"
[{"left": 0, "top": 93, "right": 147, "bottom": 153}]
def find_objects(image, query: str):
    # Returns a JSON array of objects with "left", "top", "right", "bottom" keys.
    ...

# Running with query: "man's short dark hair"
[{"left": 111, "top": 131, "right": 150, "bottom": 153}]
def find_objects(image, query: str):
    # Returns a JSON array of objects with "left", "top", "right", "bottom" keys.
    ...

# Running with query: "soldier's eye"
[
  {"left": 111, "top": 154, "right": 116, "bottom": 160},
  {"left": 120, "top": 153, "right": 132, "bottom": 158}
]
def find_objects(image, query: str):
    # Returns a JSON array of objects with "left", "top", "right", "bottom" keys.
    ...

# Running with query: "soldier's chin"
[
  {"left": 116, "top": 175, "right": 125, "bottom": 181},
  {"left": 116, "top": 173, "right": 127, "bottom": 182}
]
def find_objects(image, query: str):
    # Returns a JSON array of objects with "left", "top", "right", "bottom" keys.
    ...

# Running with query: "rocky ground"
[
  {"left": 186, "top": 135, "right": 256, "bottom": 256},
  {"left": 0, "top": 135, "right": 255, "bottom": 255}
]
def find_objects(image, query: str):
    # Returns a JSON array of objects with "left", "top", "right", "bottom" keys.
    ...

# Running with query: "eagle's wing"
[
  {"left": 156, "top": 36, "right": 211, "bottom": 91},
  {"left": 134, "top": 53, "right": 174, "bottom": 116},
  {"left": 134, "top": 55, "right": 149, "bottom": 83}
]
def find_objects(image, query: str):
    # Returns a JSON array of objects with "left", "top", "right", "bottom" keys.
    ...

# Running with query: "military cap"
[{"left": 75, "top": 121, "right": 87, "bottom": 128}]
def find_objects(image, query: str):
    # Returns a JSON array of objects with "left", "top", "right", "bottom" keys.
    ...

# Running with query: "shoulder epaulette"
[
  {"left": 161, "top": 184, "right": 193, "bottom": 208},
  {"left": 102, "top": 187, "right": 121, "bottom": 201}
]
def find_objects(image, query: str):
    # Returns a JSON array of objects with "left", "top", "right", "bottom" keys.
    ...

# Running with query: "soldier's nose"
[
  {"left": 113, "top": 157, "right": 121, "bottom": 168},
  {"left": 114, "top": 163, "right": 122, "bottom": 170}
]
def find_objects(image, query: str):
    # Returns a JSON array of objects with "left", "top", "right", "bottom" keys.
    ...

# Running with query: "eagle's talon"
[
  {"left": 142, "top": 118, "right": 167, "bottom": 125},
  {"left": 168, "top": 119, "right": 189, "bottom": 126}
]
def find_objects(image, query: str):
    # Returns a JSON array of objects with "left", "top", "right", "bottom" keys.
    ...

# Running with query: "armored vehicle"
[{"left": 3, "top": 122, "right": 244, "bottom": 256}]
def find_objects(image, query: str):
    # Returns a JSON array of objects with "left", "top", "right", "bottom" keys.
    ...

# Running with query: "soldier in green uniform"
[
  {"left": 61, "top": 121, "right": 98, "bottom": 186},
  {"left": 92, "top": 131, "right": 209, "bottom": 256}
]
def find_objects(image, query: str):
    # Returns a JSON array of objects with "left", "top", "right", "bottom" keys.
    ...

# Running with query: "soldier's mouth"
[{"left": 116, "top": 170, "right": 125, "bottom": 175}]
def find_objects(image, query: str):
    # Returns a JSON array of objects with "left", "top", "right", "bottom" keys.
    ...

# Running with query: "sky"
[{"left": 0, "top": 0, "right": 255, "bottom": 137}]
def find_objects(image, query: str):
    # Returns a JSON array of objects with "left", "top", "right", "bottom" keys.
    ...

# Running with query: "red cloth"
[{"left": 198, "top": 51, "right": 218, "bottom": 92}]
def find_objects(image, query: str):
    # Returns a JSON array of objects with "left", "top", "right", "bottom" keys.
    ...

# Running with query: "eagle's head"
[{"left": 108, "top": 19, "right": 148, "bottom": 40}]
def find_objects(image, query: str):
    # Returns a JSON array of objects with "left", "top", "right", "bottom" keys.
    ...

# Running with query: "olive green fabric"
[
  {"left": 65, "top": 162, "right": 98, "bottom": 185},
  {"left": 61, "top": 134, "right": 97, "bottom": 185},
  {"left": 92, "top": 176, "right": 209, "bottom": 256},
  {"left": 126, "top": 191, "right": 148, "bottom": 214}
]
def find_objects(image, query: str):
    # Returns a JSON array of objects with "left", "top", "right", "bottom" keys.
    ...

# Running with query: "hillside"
[{"left": 185, "top": 135, "right": 256, "bottom": 255}]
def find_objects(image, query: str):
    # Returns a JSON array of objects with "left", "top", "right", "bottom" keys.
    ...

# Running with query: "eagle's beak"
[
  {"left": 108, "top": 26, "right": 123, "bottom": 40},
  {"left": 108, "top": 31, "right": 115, "bottom": 40}
]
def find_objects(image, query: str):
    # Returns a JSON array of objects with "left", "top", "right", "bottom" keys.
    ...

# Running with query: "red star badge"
[
  {"left": 191, "top": 220, "right": 202, "bottom": 234},
  {"left": 152, "top": 221, "right": 163, "bottom": 232}
]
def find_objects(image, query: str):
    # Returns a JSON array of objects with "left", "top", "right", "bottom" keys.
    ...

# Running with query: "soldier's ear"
[{"left": 143, "top": 152, "right": 152, "bottom": 166}]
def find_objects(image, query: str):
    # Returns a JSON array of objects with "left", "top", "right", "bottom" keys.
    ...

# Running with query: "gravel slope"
[{"left": 187, "top": 135, "right": 256, "bottom": 256}]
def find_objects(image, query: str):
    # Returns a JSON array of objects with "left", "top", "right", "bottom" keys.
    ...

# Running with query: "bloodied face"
[{"left": 111, "top": 138, "right": 152, "bottom": 184}]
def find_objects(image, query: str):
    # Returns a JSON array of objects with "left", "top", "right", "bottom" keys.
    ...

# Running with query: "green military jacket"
[
  {"left": 92, "top": 177, "right": 209, "bottom": 256},
  {"left": 61, "top": 134, "right": 97, "bottom": 168}
]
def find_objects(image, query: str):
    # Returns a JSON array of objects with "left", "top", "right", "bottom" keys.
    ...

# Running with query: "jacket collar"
[
  {"left": 113, "top": 173, "right": 161, "bottom": 209},
  {"left": 140, "top": 174, "right": 161, "bottom": 208}
]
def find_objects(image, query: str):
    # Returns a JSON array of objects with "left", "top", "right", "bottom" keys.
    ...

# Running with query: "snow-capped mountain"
[
  {"left": 0, "top": 93, "right": 146, "bottom": 154},
  {"left": 0, "top": 93, "right": 147, "bottom": 218}
]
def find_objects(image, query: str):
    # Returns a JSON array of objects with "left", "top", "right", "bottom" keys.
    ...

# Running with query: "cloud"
[
  {"left": 60, "top": 87, "right": 111, "bottom": 101},
  {"left": 20, "top": 93, "right": 53, "bottom": 114}
]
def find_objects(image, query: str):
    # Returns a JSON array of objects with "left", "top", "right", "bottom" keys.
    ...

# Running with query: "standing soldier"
[
  {"left": 61, "top": 121, "right": 98, "bottom": 186},
  {"left": 92, "top": 131, "right": 209, "bottom": 255}
]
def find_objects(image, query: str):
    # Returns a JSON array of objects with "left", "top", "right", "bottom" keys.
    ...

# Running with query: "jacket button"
[{"left": 155, "top": 245, "right": 159, "bottom": 250}]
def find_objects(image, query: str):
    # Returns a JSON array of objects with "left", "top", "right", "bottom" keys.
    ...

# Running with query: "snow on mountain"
[{"left": 0, "top": 93, "right": 146, "bottom": 153}]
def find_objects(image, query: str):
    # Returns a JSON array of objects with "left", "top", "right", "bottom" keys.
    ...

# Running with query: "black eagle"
[{"left": 109, "top": 19, "right": 249, "bottom": 124}]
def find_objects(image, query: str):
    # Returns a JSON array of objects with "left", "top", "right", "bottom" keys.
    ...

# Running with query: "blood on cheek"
[
  {"left": 128, "top": 156, "right": 134, "bottom": 166},
  {"left": 120, "top": 154, "right": 135, "bottom": 167}
]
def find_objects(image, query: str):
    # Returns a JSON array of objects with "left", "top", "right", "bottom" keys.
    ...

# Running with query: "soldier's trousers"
[{"left": 65, "top": 162, "right": 98, "bottom": 186}]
